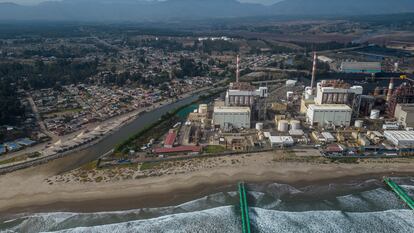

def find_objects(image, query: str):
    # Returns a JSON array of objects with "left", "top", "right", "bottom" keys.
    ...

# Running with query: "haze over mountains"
[{"left": 0, "top": 0, "right": 413, "bottom": 22}]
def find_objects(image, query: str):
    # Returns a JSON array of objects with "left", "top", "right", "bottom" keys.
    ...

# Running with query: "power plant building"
[
  {"left": 394, "top": 103, "right": 414, "bottom": 128},
  {"left": 315, "top": 81, "right": 363, "bottom": 106},
  {"left": 225, "top": 82, "right": 268, "bottom": 106},
  {"left": 306, "top": 104, "right": 352, "bottom": 127},
  {"left": 340, "top": 62, "right": 381, "bottom": 74},
  {"left": 213, "top": 106, "right": 251, "bottom": 130}
]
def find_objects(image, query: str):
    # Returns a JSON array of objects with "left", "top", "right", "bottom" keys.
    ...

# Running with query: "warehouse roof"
[
  {"left": 384, "top": 131, "right": 414, "bottom": 142},
  {"left": 341, "top": 62, "right": 381, "bottom": 70},
  {"left": 398, "top": 103, "right": 414, "bottom": 113},
  {"left": 269, "top": 136, "right": 294, "bottom": 144},
  {"left": 164, "top": 132, "right": 177, "bottom": 147},
  {"left": 308, "top": 104, "right": 351, "bottom": 111},
  {"left": 214, "top": 106, "right": 251, "bottom": 113}
]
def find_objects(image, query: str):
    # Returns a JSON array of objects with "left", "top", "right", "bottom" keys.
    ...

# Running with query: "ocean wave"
[
  {"left": 2, "top": 178, "right": 414, "bottom": 233},
  {"left": 42, "top": 206, "right": 239, "bottom": 233},
  {"left": 6, "top": 208, "right": 414, "bottom": 233},
  {"left": 253, "top": 208, "right": 414, "bottom": 233}
]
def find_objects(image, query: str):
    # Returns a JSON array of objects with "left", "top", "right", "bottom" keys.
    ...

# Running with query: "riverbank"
[
  {"left": 0, "top": 86, "right": 220, "bottom": 174},
  {"left": 1, "top": 150, "right": 413, "bottom": 218}
]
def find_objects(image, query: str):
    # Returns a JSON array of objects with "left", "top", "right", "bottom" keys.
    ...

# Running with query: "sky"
[{"left": 0, "top": 0, "right": 282, "bottom": 6}]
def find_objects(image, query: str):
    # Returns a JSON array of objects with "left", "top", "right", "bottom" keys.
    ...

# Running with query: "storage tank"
[
  {"left": 278, "top": 120, "right": 289, "bottom": 132},
  {"left": 354, "top": 120, "right": 364, "bottom": 128},
  {"left": 370, "top": 109, "right": 380, "bottom": 120},
  {"left": 255, "top": 122, "right": 264, "bottom": 131},
  {"left": 290, "top": 120, "right": 301, "bottom": 130}
]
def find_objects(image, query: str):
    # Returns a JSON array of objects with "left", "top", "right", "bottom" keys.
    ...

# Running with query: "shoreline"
[{"left": 1, "top": 159, "right": 413, "bottom": 219}]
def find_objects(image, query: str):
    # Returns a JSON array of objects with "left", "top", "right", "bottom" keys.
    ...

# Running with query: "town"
[
  {"left": 1, "top": 2, "right": 414, "bottom": 232},
  {"left": 1, "top": 22, "right": 414, "bottom": 173}
]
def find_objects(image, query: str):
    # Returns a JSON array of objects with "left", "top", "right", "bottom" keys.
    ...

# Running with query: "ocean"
[{"left": 1, "top": 177, "right": 413, "bottom": 233}]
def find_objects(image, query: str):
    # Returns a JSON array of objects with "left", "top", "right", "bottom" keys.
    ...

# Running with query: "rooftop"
[
  {"left": 214, "top": 106, "right": 251, "bottom": 113},
  {"left": 164, "top": 132, "right": 177, "bottom": 147},
  {"left": 398, "top": 103, "right": 414, "bottom": 113},
  {"left": 341, "top": 61, "right": 381, "bottom": 70},
  {"left": 269, "top": 136, "right": 294, "bottom": 144},
  {"left": 384, "top": 131, "right": 414, "bottom": 141},
  {"left": 308, "top": 104, "right": 352, "bottom": 111}
]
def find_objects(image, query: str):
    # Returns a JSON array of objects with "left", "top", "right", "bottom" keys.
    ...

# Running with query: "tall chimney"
[
  {"left": 236, "top": 54, "right": 240, "bottom": 83},
  {"left": 387, "top": 78, "right": 394, "bottom": 102},
  {"left": 310, "top": 52, "right": 317, "bottom": 92}
]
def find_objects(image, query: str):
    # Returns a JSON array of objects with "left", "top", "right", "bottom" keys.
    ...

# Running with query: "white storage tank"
[
  {"left": 290, "top": 120, "right": 301, "bottom": 130},
  {"left": 354, "top": 120, "right": 364, "bottom": 128},
  {"left": 278, "top": 120, "right": 289, "bottom": 132},
  {"left": 370, "top": 109, "right": 380, "bottom": 120},
  {"left": 255, "top": 122, "right": 264, "bottom": 131}
]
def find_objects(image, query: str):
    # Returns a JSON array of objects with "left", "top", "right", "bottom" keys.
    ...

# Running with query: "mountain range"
[{"left": 0, "top": 0, "right": 413, "bottom": 22}]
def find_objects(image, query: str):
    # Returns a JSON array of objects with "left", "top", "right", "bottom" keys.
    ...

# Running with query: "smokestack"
[
  {"left": 387, "top": 78, "right": 394, "bottom": 102},
  {"left": 310, "top": 52, "right": 317, "bottom": 92},
  {"left": 236, "top": 54, "right": 240, "bottom": 83}
]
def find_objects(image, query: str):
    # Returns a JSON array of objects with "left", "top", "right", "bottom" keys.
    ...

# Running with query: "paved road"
[{"left": 27, "top": 96, "right": 58, "bottom": 141}]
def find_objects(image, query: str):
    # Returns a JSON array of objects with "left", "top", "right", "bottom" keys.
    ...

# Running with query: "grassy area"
[
  {"left": 0, "top": 155, "right": 28, "bottom": 166},
  {"left": 79, "top": 160, "right": 99, "bottom": 171},
  {"left": 140, "top": 161, "right": 162, "bottom": 171},
  {"left": 331, "top": 157, "right": 359, "bottom": 164},
  {"left": 204, "top": 145, "right": 227, "bottom": 154}
]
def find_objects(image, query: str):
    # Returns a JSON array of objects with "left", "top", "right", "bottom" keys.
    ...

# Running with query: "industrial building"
[
  {"left": 164, "top": 131, "right": 177, "bottom": 148},
  {"left": 269, "top": 136, "right": 294, "bottom": 147},
  {"left": 340, "top": 62, "right": 381, "bottom": 73},
  {"left": 306, "top": 104, "right": 352, "bottom": 127},
  {"left": 315, "top": 80, "right": 363, "bottom": 106},
  {"left": 225, "top": 83, "right": 268, "bottom": 106},
  {"left": 225, "top": 57, "right": 268, "bottom": 107},
  {"left": 388, "top": 82, "right": 414, "bottom": 117},
  {"left": 317, "top": 55, "right": 333, "bottom": 63},
  {"left": 212, "top": 106, "right": 251, "bottom": 130},
  {"left": 394, "top": 104, "right": 414, "bottom": 128},
  {"left": 384, "top": 131, "right": 414, "bottom": 147}
]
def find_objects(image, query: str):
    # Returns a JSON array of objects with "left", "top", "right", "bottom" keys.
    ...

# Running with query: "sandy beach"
[{"left": 0, "top": 150, "right": 414, "bottom": 218}]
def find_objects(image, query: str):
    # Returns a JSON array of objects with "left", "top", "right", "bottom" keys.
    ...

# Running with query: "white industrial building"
[
  {"left": 384, "top": 131, "right": 414, "bottom": 147},
  {"left": 306, "top": 104, "right": 352, "bottom": 127},
  {"left": 321, "top": 132, "right": 336, "bottom": 143},
  {"left": 317, "top": 55, "right": 333, "bottom": 63},
  {"left": 225, "top": 82, "right": 268, "bottom": 106},
  {"left": 394, "top": 104, "right": 414, "bottom": 128},
  {"left": 213, "top": 106, "right": 251, "bottom": 130},
  {"left": 269, "top": 136, "right": 294, "bottom": 147},
  {"left": 315, "top": 81, "right": 363, "bottom": 105}
]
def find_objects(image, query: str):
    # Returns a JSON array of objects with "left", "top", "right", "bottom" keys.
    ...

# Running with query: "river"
[{"left": 54, "top": 92, "right": 206, "bottom": 174}]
